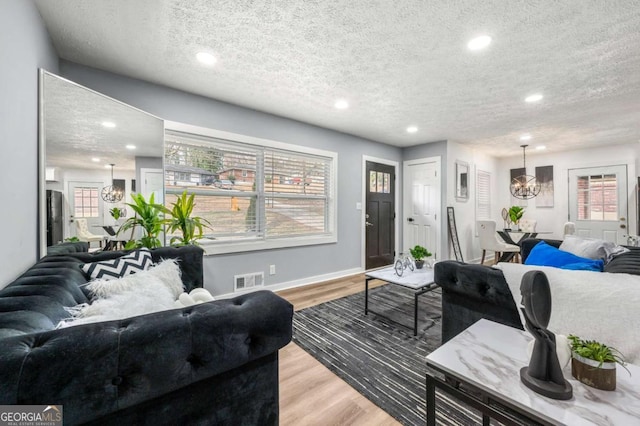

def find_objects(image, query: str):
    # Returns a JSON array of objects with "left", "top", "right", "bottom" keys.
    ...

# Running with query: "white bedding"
[{"left": 494, "top": 263, "right": 640, "bottom": 364}]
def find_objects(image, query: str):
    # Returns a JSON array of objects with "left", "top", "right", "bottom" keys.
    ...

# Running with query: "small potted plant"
[
  {"left": 568, "top": 334, "right": 629, "bottom": 391},
  {"left": 508, "top": 206, "right": 525, "bottom": 231},
  {"left": 409, "top": 245, "right": 432, "bottom": 269}
]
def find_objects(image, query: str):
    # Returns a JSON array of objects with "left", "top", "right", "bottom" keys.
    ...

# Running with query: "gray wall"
[
  {"left": 60, "top": 61, "right": 402, "bottom": 295},
  {"left": 0, "top": 0, "right": 58, "bottom": 287},
  {"left": 403, "top": 141, "right": 449, "bottom": 260}
]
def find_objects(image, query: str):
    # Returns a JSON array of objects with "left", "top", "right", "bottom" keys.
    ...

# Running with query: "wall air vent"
[{"left": 234, "top": 272, "right": 265, "bottom": 292}]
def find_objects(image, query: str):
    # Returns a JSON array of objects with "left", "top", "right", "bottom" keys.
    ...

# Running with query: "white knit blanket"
[{"left": 494, "top": 263, "right": 640, "bottom": 364}]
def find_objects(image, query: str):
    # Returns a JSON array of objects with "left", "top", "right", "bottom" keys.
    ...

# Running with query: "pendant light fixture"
[
  {"left": 510, "top": 145, "right": 540, "bottom": 200},
  {"left": 101, "top": 164, "right": 124, "bottom": 203}
]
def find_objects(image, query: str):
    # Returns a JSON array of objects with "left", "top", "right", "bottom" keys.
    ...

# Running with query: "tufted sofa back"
[{"left": 0, "top": 245, "right": 204, "bottom": 339}]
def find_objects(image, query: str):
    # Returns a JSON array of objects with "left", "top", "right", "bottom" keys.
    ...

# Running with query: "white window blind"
[
  {"left": 164, "top": 127, "right": 336, "bottom": 252},
  {"left": 476, "top": 170, "right": 491, "bottom": 220}
]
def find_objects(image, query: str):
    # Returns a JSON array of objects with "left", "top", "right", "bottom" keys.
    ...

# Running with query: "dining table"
[{"left": 496, "top": 229, "right": 553, "bottom": 262}]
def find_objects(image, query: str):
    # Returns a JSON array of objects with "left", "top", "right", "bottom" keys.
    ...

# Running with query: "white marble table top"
[
  {"left": 365, "top": 265, "right": 435, "bottom": 289},
  {"left": 427, "top": 319, "right": 640, "bottom": 426}
]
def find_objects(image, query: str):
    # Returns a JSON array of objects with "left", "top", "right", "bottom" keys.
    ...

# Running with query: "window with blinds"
[
  {"left": 476, "top": 169, "right": 491, "bottom": 220},
  {"left": 164, "top": 127, "right": 336, "bottom": 253}
]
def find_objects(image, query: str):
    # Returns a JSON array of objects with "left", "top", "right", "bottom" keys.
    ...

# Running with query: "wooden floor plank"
[{"left": 278, "top": 273, "right": 400, "bottom": 425}]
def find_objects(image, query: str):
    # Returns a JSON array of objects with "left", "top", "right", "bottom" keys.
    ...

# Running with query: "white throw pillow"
[
  {"left": 58, "top": 259, "right": 185, "bottom": 328},
  {"left": 86, "top": 259, "right": 184, "bottom": 299},
  {"left": 58, "top": 276, "right": 177, "bottom": 328},
  {"left": 559, "top": 235, "right": 628, "bottom": 263}
]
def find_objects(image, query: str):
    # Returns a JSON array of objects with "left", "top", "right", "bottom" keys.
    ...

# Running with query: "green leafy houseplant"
[
  {"left": 165, "top": 190, "right": 211, "bottom": 246},
  {"left": 508, "top": 206, "right": 525, "bottom": 225},
  {"left": 409, "top": 245, "right": 432, "bottom": 261},
  {"left": 109, "top": 207, "right": 122, "bottom": 220},
  {"left": 568, "top": 334, "right": 629, "bottom": 390},
  {"left": 567, "top": 335, "right": 628, "bottom": 371},
  {"left": 118, "top": 193, "right": 167, "bottom": 249},
  {"left": 409, "top": 245, "right": 433, "bottom": 269}
]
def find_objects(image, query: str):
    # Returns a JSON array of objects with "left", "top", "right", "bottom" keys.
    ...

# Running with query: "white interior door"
[
  {"left": 403, "top": 158, "right": 441, "bottom": 260},
  {"left": 68, "top": 181, "right": 105, "bottom": 238},
  {"left": 568, "top": 165, "right": 627, "bottom": 244},
  {"left": 140, "top": 168, "right": 164, "bottom": 204}
]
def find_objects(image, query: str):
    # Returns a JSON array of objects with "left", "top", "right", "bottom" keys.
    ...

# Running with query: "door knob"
[
  {"left": 365, "top": 221, "right": 374, "bottom": 227},
  {"left": 620, "top": 224, "right": 627, "bottom": 229},
  {"left": 407, "top": 217, "right": 414, "bottom": 222}
]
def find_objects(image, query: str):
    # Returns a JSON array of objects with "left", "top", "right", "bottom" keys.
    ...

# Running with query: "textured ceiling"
[
  {"left": 35, "top": 0, "right": 640, "bottom": 157},
  {"left": 44, "top": 73, "right": 164, "bottom": 170}
]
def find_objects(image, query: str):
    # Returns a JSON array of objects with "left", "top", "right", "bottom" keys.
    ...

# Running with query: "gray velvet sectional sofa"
[{"left": 0, "top": 243, "right": 293, "bottom": 425}]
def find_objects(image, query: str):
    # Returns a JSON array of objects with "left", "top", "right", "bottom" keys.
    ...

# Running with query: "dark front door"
[{"left": 365, "top": 161, "right": 395, "bottom": 269}]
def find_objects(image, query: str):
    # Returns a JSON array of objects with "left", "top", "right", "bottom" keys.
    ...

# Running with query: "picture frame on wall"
[
  {"left": 535, "top": 165, "right": 554, "bottom": 207},
  {"left": 455, "top": 161, "right": 469, "bottom": 201},
  {"left": 510, "top": 167, "right": 525, "bottom": 203}
]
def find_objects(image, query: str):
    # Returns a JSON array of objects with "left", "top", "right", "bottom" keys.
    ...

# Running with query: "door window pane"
[
  {"left": 74, "top": 187, "right": 99, "bottom": 218},
  {"left": 576, "top": 174, "right": 617, "bottom": 221}
]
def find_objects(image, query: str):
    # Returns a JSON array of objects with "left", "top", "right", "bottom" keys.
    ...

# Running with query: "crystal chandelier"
[
  {"left": 510, "top": 145, "right": 540, "bottom": 200},
  {"left": 101, "top": 164, "right": 124, "bottom": 203}
]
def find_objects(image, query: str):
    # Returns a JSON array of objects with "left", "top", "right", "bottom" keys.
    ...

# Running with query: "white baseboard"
[{"left": 215, "top": 267, "right": 364, "bottom": 299}]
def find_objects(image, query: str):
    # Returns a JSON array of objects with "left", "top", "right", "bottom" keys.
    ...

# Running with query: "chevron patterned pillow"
[{"left": 81, "top": 249, "right": 153, "bottom": 281}]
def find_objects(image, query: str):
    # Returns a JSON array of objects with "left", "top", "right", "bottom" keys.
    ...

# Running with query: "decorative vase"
[
  {"left": 571, "top": 353, "right": 616, "bottom": 391},
  {"left": 415, "top": 260, "right": 425, "bottom": 269}
]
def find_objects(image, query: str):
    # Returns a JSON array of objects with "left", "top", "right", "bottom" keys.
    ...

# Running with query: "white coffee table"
[
  {"left": 364, "top": 266, "right": 438, "bottom": 336},
  {"left": 426, "top": 319, "right": 640, "bottom": 425}
]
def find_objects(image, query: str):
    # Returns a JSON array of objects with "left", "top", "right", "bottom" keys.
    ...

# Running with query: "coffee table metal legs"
[
  {"left": 426, "top": 374, "right": 436, "bottom": 426},
  {"left": 364, "top": 279, "right": 436, "bottom": 336}
]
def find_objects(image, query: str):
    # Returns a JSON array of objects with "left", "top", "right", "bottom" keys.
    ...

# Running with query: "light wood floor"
[{"left": 277, "top": 274, "right": 400, "bottom": 426}]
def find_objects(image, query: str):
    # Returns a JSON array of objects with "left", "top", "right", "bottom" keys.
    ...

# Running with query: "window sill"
[{"left": 200, "top": 234, "right": 337, "bottom": 255}]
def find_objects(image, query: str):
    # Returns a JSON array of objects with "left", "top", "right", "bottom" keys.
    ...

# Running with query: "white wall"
[
  {"left": 446, "top": 142, "right": 499, "bottom": 262},
  {"left": 0, "top": 0, "right": 58, "bottom": 288},
  {"left": 497, "top": 143, "right": 639, "bottom": 241}
]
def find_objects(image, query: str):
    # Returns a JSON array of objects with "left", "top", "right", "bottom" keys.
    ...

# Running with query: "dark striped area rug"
[{"left": 293, "top": 284, "right": 486, "bottom": 426}]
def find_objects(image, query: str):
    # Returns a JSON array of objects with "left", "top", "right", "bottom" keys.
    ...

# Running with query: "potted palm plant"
[
  {"left": 118, "top": 193, "right": 167, "bottom": 249},
  {"left": 409, "top": 245, "right": 432, "bottom": 269},
  {"left": 165, "top": 190, "right": 211, "bottom": 246},
  {"left": 568, "top": 334, "right": 629, "bottom": 391}
]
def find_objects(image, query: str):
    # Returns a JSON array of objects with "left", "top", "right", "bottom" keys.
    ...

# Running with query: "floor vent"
[{"left": 234, "top": 272, "right": 264, "bottom": 292}]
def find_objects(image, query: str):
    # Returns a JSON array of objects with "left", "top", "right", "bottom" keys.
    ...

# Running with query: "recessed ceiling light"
[
  {"left": 520, "top": 134, "right": 532, "bottom": 141},
  {"left": 104, "top": 164, "right": 112, "bottom": 169},
  {"left": 467, "top": 35, "right": 492, "bottom": 51},
  {"left": 91, "top": 157, "right": 100, "bottom": 162},
  {"left": 102, "top": 121, "right": 116, "bottom": 128},
  {"left": 536, "top": 145, "right": 546, "bottom": 150},
  {"left": 196, "top": 52, "right": 216, "bottom": 65},
  {"left": 126, "top": 145, "right": 136, "bottom": 150},
  {"left": 334, "top": 99, "right": 349, "bottom": 109},
  {"left": 525, "top": 93, "right": 543, "bottom": 103},
  {"left": 406, "top": 126, "right": 418, "bottom": 134}
]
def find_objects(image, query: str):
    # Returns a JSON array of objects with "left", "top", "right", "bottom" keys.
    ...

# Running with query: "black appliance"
[{"left": 46, "top": 190, "right": 64, "bottom": 246}]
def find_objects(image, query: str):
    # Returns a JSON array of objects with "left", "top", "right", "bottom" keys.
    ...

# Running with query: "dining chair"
[
  {"left": 477, "top": 220, "right": 520, "bottom": 264},
  {"left": 519, "top": 219, "right": 537, "bottom": 233},
  {"left": 75, "top": 218, "right": 106, "bottom": 248},
  {"left": 563, "top": 222, "right": 576, "bottom": 236}
]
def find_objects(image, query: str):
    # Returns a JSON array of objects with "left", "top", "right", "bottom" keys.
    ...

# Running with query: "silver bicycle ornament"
[{"left": 394, "top": 253, "right": 415, "bottom": 276}]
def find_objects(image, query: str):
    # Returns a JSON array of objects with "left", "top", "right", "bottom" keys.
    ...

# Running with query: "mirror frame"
[
  {"left": 38, "top": 69, "right": 165, "bottom": 258},
  {"left": 455, "top": 160, "right": 469, "bottom": 201}
]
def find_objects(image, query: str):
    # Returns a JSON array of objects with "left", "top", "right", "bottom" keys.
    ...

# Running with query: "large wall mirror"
[{"left": 39, "top": 70, "right": 164, "bottom": 257}]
